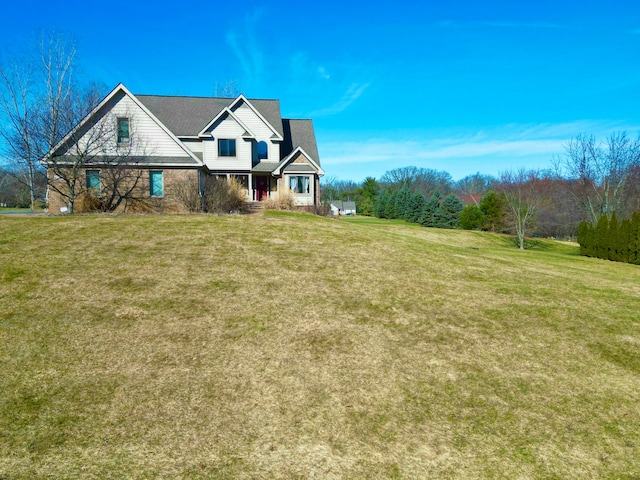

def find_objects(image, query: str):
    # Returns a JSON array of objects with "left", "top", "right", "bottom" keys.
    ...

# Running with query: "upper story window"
[
  {"left": 218, "top": 139, "right": 236, "bottom": 157},
  {"left": 257, "top": 141, "right": 268, "bottom": 160},
  {"left": 117, "top": 117, "right": 130, "bottom": 144}
]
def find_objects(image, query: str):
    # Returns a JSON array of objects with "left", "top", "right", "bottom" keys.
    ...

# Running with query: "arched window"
[{"left": 257, "top": 141, "right": 268, "bottom": 160}]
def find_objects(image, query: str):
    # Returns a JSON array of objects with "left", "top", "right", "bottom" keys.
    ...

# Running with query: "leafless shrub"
[
  {"left": 202, "top": 176, "right": 246, "bottom": 214},
  {"left": 171, "top": 177, "right": 201, "bottom": 213},
  {"left": 263, "top": 188, "right": 295, "bottom": 210}
]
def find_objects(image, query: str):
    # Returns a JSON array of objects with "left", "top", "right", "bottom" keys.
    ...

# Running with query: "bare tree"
[
  {"left": 561, "top": 132, "right": 640, "bottom": 223},
  {"left": 0, "top": 31, "right": 77, "bottom": 211},
  {"left": 456, "top": 172, "right": 496, "bottom": 196},
  {"left": 380, "top": 166, "right": 453, "bottom": 197},
  {"left": 213, "top": 79, "right": 242, "bottom": 97},
  {"left": 45, "top": 93, "right": 151, "bottom": 213},
  {"left": 499, "top": 169, "right": 543, "bottom": 250}
]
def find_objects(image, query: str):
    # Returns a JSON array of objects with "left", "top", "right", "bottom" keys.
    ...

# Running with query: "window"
[
  {"left": 257, "top": 141, "right": 268, "bottom": 160},
  {"left": 289, "top": 176, "right": 310, "bottom": 194},
  {"left": 86, "top": 170, "right": 100, "bottom": 195},
  {"left": 117, "top": 117, "right": 130, "bottom": 143},
  {"left": 218, "top": 139, "right": 236, "bottom": 157},
  {"left": 150, "top": 170, "right": 164, "bottom": 197},
  {"left": 231, "top": 174, "right": 249, "bottom": 190}
]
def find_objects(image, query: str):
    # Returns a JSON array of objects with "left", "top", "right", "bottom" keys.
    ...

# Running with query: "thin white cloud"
[
  {"left": 310, "top": 82, "right": 371, "bottom": 117},
  {"left": 318, "top": 67, "right": 331, "bottom": 79},
  {"left": 225, "top": 10, "right": 265, "bottom": 88}
]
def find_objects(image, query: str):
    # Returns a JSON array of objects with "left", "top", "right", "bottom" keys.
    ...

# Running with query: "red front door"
[{"left": 256, "top": 176, "right": 268, "bottom": 201}]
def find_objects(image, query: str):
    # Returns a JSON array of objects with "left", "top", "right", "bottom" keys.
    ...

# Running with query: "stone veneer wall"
[{"left": 46, "top": 167, "right": 199, "bottom": 214}]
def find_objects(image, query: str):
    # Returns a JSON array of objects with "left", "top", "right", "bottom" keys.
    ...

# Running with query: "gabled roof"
[
  {"left": 274, "top": 146, "right": 325, "bottom": 176},
  {"left": 45, "top": 83, "right": 201, "bottom": 164},
  {"left": 330, "top": 200, "right": 356, "bottom": 210},
  {"left": 197, "top": 108, "right": 256, "bottom": 138},
  {"left": 136, "top": 94, "right": 285, "bottom": 138}
]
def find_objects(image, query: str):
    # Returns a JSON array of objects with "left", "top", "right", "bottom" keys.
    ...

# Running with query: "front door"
[{"left": 255, "top": 176, "right": 268, "bottom": 201}]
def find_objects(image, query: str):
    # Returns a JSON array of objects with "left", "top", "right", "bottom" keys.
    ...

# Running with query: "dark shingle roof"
[
  {"left": 136, "top": 95, "right": 284, "bottom": 138},
  {"left": 281, "top": 119, "right": 320, "bottom": 164},
  {"left": 135, "top": 94, "right": 318, "bottom": 164}
]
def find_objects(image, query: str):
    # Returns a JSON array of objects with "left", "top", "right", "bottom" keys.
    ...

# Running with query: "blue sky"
[{"left": 1, "top": 0, "right": 639, "bottom": 181}]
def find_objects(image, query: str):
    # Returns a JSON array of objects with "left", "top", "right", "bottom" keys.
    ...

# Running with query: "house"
[
  {"left": 329, "top": 200, "right": 356, "bottom": 216},
  {"left": 45, "top": 83, "right": 324, "bottom": 212}
]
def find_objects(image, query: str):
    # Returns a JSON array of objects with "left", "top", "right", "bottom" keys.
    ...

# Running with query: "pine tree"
[
  {"left": 384, "top": 190, "right": 397, "bottom": 219},
  {"left": 441, "top": 194, "right": 463, "bottom": 228},
  {"left": 479, "top": 191, "right": 507, "bottom": 232},
  {"left": 406, "top": 192, "right": 426, "bottom": 224},
  {"left": 459, "top": 204, "right": 485, "bottom": 230},
  {"left": 375, "top": 191, "right": 388, "bottom": 218},
  {"left": 577, "top": 221, "right": 589, "bottom": 256},
  {"left": 394, "top": 187, "right": 411, "bottom": 221},
  {"left": 419, "top": 192, "right": 441, "bottom": 227}
]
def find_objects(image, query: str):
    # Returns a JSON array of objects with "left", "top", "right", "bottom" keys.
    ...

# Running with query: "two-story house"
[{"left": 45, "top": 83, "right": 323, "bottom": 212}]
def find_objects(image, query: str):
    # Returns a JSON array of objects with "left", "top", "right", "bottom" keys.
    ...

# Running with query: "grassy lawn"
[{"left": 1, "top": 212, "right": 639, "bottom": 478}]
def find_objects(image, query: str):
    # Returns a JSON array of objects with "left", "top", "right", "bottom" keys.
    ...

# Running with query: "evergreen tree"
[
  {"left": 608, "top": 212, "right": 619, "bottom": 261},
  {"left": 440, "top": 194, "right": 464, "bottom": 228},
  {"left": 406, "top": 192, "right": 427, "bottom": 224},
  {"left": 355, "top": 177, "right": 380, "bottom": 216},
  {"left": 459, "top": 204, "right": 485, "bottom": 230},
  {"left": 394, "top": 187, "right": 412, "bottom": 221},
  {"left": 595, "top": 214, "right": 609, "bottom": 259},
  {"left": 479, "top": 190, "right": 507, "bottom": 232},
  {"left": 577, "top": 221, "right": 589, "bottom": 256},
  {"left": 384, "top": 190, "right": 397, "bottom": 219},
  {"left": 419, "top": 192, "right": 441, "bottom": 227},
  {"left": 375, "top": 191, "right": 388, "bottom": 218}
]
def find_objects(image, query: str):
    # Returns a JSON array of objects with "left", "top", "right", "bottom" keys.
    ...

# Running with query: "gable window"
[
  {"left": 117, "top": 117, "right": 130, "bottom": 144},
  {"left": 257, "top": 141, "right": 268, "bottom": 160},
  {"left": 86, "top": 170, "right": 100, "bottom": 195},
  {"left": 289, "top": 175, "right": 310, "bottom": 194},
  {"left": 218, "top": 139, "right": 236, "bottom": 157},
  {"left": 149, "top": 170, "right": 164, "bottom": 197}
]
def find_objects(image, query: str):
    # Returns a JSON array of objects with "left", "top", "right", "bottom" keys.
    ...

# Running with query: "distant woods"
[{"left": 322, "top": 132, "right": 640, "bottom": 249}]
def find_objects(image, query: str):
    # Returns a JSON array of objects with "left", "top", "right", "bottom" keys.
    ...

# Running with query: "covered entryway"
[{"left": 254, "top": 175, "right": 270, "bottom": 201}]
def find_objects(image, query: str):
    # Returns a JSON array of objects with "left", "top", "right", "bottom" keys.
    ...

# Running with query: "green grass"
[{"left": 1, "top": 213, "right": 639, "bottom": 478}]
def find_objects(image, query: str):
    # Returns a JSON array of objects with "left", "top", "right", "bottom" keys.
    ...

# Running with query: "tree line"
[
  {"left": 322, "top": 135, "right": 640, "bottom": 249},
  {"left": 577, "top": 212, "right": 640, "bottom": 264}
]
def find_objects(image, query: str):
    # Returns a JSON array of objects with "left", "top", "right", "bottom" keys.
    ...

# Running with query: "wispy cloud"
[
  {"left": 225, "top": 10, "right": 265, "bottom": 89},
  {"left": 309, "top": 82, "right": 371, "bottom": 117}
]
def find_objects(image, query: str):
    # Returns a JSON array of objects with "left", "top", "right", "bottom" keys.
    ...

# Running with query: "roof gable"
[
  {"left": 47, "top": 83, "right": 201, "bottom": 163},
  {"left": 135, "top": 94, "right": 284, "bottom": 138},
  {"left": 228, "top": 95, "right": 283, "bottom": 141},
  {"left": 274, "top": 146, "right": 324, "bottom": 176},
  {"left": 198, "top": 108, "right": 256, "bottom": 139}
]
